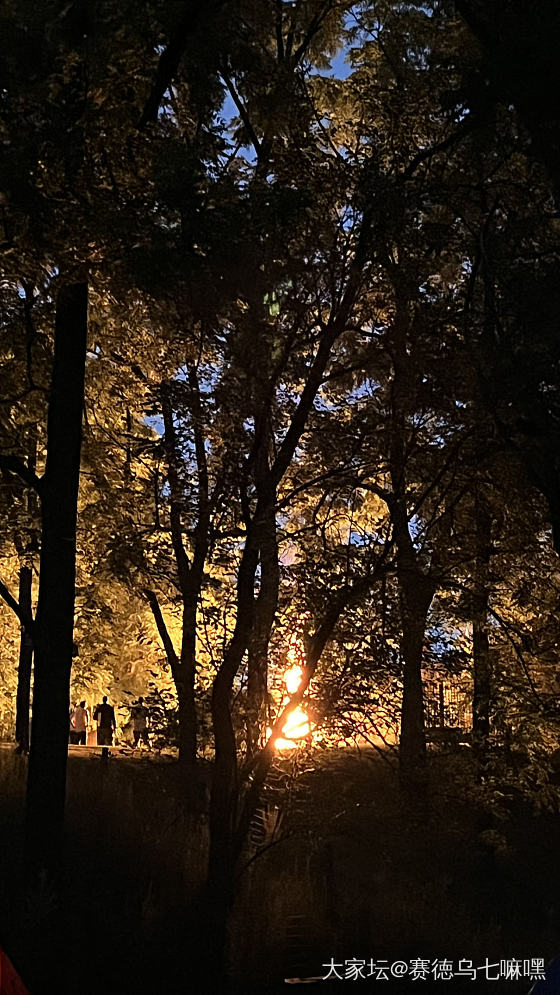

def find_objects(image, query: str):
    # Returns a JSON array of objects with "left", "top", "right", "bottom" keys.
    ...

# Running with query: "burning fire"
[{"left": 269, "top": 633, "right": 313, "bottom": 750}]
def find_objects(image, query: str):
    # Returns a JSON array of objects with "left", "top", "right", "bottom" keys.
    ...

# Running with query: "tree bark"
[
  {"left": 25, "top": 282, "right": 88, "bottom": 878},
  {"left": 145, "top": 587, "right": 198, "bottom": 766},
  {"left": 15, "top": 565, "right": 33, "bottom": 753},
  {"left": 177, "top": 613, "right": 198, "bottom": 765},
  {"left": 15, "top": 429, "right": 38, "bottom": 753},
  {"left": 159, "top": 377, "right": 213, "bottom": 767},
  {"left": 396, "top": 559, "right": 434, "bottom": 791},
  {"left": 246, "top": 497, "right": 279, "bottom": 756},
  {"left": 472, "top": 491, "right": 492, "bottom": 760},
  {"left": 388, "top": 291, "right": 435, "bottom": 792}
]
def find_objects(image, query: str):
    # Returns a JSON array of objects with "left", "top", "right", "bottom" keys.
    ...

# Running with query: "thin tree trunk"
[
  {"left": 159, "top": 379, "right": 213, "bottom": 767},
  {"left": 25, "top": 282, "right": 88, "bottom": 878},
  {"left": 15, "top": 565, "right": 33, "bottom": 753},
  {"left": 205, "top": 521, "right": 261, "bottom": 983},
  {"left": 15, "top": 430, "right": 38, "bottom": 753},
  {"left": 389, "top": 291, "right": 435, "bottom": 791},
  {"left": 472, "top": 492, "right": 492, "bottom": 760},
  {"left": 178, "top": 617, "right": 198, "bottom": 766},
  {"left": 145, "top": 588, "right": 198, "bottom": 766},
  {"left": 397, "top": 571, "right": 434, "bottom": 790},
  {"left": 246, "top": 501, "right": 278, "bottom": 755}
]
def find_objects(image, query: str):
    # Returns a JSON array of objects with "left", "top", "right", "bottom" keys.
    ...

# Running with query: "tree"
[
  {"left": 444, "top": 0, "right": 560, "bottom": 555},
  {"left": 0, "top": 0, "right": 200, "bottom": 876},
  {"left": 456, "top": 0, "right": 560, "bottom": 197}
]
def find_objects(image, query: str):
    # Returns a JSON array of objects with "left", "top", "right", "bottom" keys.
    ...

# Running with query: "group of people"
[{"left": 69, "top": 696, "right": 150, "bottom": 749}]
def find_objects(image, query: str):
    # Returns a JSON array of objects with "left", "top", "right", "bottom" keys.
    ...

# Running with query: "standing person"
[
  {"left": 69, "top": 703, "right": 78, "bottom": 745},
  {"left": 93, "top": 696, "right": 116, "bottom": 750},
  {"left": 71, "top": 700, "right": 90, "bottom": 745},
  {"left": 131, "top": 696, "right": 150, "bottom": 749}
]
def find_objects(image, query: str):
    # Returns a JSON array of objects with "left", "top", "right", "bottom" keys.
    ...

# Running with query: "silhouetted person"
[
  {"left": 93, "top": 696, "right": 116, "bottom": 759},
  {"left": 131, "top": 696, "right": 150, "bottom": 748},
  {"left": 71, "top": 701, "right": 90, "bottom": 745}
]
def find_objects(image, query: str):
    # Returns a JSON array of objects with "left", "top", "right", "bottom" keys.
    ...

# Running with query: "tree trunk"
[
  {"left": 205, "top": 518, "right": 261, "bottom": 982},
  {"left": 246, "top": 502, "right": 278, "bottom": 756},
  {"left": 15, "top": 565, "right": 33, "bottom": 753},
  {"left": 15, "top": 428, "right": 38, "bottom": 753},
  {"left": 388, "top": 293, "right": 435, "bottom": 791},
  {"left": 472, "top": 493, "right": 492, "bottom": 761},
  {"left": 398, "top": 575, "right": 434, "bottom": 791},
  {"left": 145, "top": 588, "right": 198, "bottom": 767},
  {"left": 25, "top": 282, "right": 88, "bottom": 879},
  {"left": 205, "top": 674, "right": 239, "bottom": 987},
  {"left": 178, "top": 619, "right": 198, "bottom": 766},
  {"left": 246, "top": 643, "right": 267, "bottom": 754}
]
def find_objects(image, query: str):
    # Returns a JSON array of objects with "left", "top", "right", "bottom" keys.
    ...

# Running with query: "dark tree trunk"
[
  {"left": 178, "top": 619, "right": 198, "bottom": 766},
  {"left": 15, "top": 428, "right": 38, "bottom": 753},
  {"left": 398, "top": 574, "right": 434, "bottom": 790},
  {"left": 472, "top": 494, "right": 493, "bottom": 760},
  {"left": 204, "top": 519, "right": 261, "bottom": 983},
  {"left": 25, "top": 282, "right": 88, "bottom": 878},
  {"left": 15, "top": 565, "right": 33, "bottom": 753},
  {"left": 246, "top": 501, "right": 278, "bottom": 756},
  {"left": 159, "top": 378, "right": 215, "bottom": 768},
  {"left": 388, "top": 293, "right": 436, "bottom": 792},
  {"left": 202, "top": 239, "right": 371, "bottom": 979},
  {"left": 246, "top": 644, "right": 267, "bottom": 754},
  {"left": 145, "top": 588, "right": 198, "bottom": 767},
  {"left": 472, "top": 618, "right": 491, "bottom": 738},
  {"left": 456, "top": 1, "right": 560, "bottom": 199},
  {"left": 205, "top": 672, "right": 240, "bottom": 987}
]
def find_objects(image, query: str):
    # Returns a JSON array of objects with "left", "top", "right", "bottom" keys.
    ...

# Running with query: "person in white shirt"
[{"left": 71, "top": 701, "right": 90, "bottom": 745}]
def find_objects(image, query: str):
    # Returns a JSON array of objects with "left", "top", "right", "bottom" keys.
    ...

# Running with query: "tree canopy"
[{"left": 1, "top": 0, "right": 560, "bottom": 985}]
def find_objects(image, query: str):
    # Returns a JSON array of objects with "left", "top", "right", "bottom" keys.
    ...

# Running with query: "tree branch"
[
  {"left": 0, "top": 454, "right": 42, "bottom": 493},
  {"left": 144, "top": 589, "right": 180, "bottom": 676},
  {"left": 291, "top": 0, "right": 335, "bottom": 67},
  {"left": 271, "top": 211, "right": 372, "bottom": 486},
  {"left": 187, "top": 365, "right": 211, "bottom": 580},
  {"left": 219, "top": 71, "right": 262, "bottom": 158},
  {"left": 402, "top": 116, "right": 476, "bottom": 182},
  {"left": 275, "top": 0, "right": 285, "bottom": 61},
  {"left": 0, "top": 575, "right": 34, "bottom": 636},
  {"left": 235, "top": 543, "right": 393, "bottom": 855},
  {"left": 161, "top": 382, "right": 191, "bottom": 598},
  {"left": 138, "top": 0, "right": 227, "bottom": 129}
]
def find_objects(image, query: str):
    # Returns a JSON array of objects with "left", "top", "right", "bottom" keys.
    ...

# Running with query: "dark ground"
[{"left": 0, "top": 744, "right": 558, "bottom": 994}]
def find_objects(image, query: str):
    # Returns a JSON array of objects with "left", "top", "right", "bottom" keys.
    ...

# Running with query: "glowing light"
[
  {"left": 269, "top": 627, "right": 313, "bottom": 750},
  {"left": 285, "top": 664, "right": 303, "bottom": 695}
]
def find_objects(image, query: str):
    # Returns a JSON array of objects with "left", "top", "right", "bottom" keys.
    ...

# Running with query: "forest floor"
[{"left": 0, "top": 743, "right": 558, "bottom": 993}]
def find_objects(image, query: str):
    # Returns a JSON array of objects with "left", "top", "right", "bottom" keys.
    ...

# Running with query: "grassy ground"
[{"left": 0, "top": 744, "right": 558, "bottom": 993}]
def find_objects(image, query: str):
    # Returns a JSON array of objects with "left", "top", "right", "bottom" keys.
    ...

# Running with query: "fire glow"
[{"left": 270, "top": 642, "right": 312, "bottom": 750}]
